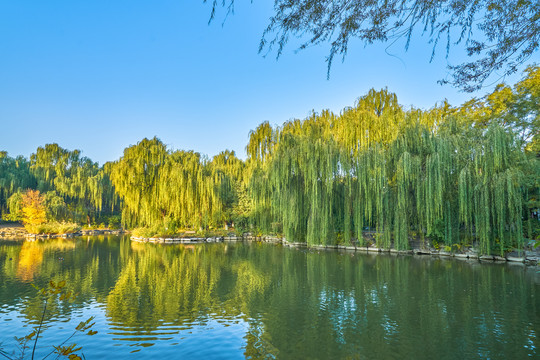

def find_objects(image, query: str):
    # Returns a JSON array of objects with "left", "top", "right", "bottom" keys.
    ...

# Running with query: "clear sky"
[{"left": 0, "top": 1, "right": 537, "bottom": 165}]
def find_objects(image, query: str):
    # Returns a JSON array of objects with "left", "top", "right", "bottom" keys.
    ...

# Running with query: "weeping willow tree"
[
  {"left": 107, "top": 137, "right": 245, "bottom": 232},
  {"left": 255, "top": 69, "right": 536, "bottom": 251},
  {"left": 457, "top": 125, "right": 526, "bottom": 255},
  {"left": 0, "top": 152, "right": 35, "bottom": 219},
  {"left": 248, "top": 90, "right": 431, "bottom": 247},
  {"left": 244, "top": 122, "right": 279, "bottom": 233},
  {"left": 209, "top": 150, "right": 247, "bottom": 227},
  {"left": 247, "top": 88, "right": 531, "bottom": 254},
  {"left": 267, "top": 130, "right": 342, "bottom": 245},
  {"left": 107, "top": 137, "right": 169, "bottom": 228},
  {"left": 29, "top": 143, "right": 116, "bottom": 223}
]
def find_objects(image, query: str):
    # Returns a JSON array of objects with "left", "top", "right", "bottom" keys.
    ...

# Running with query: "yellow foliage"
[
  {"left": 21, "top": 190, "right": 47, "bottom": 231},
  {"left": 16, "top": 241, "right": 44, "bottom": 281}
]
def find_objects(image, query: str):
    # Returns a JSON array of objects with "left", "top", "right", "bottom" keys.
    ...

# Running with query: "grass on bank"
[
  {"left": 25, "top": 221, "right": 81, "bottom": 235},
  {"left": 131, "top": 225, "right": 244, "bottom": 239}
]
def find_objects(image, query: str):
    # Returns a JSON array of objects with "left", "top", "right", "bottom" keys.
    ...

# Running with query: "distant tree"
[
  {"left": 30, "top": 143, "right": 116, "bottom": 223},
  {"left": 3, "top": 191, "right": 24, "bottom": 222},
  {"left": 208, "top": 0, "right": 540, "bottom": 92},
  {"left": 0, "top": 152, "right": 35, "bottom": 217},
  {"left": 457, "top": 64, "right": 540, "bottom": 151},
  {"left": 454, "top": 65, "right": 540, "bottom": 241},
  {"left": 210, "top": 150, "right": 245, "bottom": 227},
  {"left": 21, "top": 190, "right": 47, "bottom": 232},
  {"left": 43, "top": 191, "right": 68, "bottom": 221}
]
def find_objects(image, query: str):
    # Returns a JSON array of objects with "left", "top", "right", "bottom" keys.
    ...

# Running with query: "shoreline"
[
  {"left": 0, "top": 226, "right": 125, "bottom": 240},
  {"left": 1, "top": 227, "right": 537, "bottom": 266},
  {"left": 131, "top": 234, "right": 540, "bottom": 266}
]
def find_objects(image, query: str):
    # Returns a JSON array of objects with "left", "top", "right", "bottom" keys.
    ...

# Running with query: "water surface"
[{"left": 0, "top": 236, "right": 538, "bottom": 359}]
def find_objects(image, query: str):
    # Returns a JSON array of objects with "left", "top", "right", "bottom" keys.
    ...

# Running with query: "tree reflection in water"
[{"left": 0, "top": 237, "right": 538, "bottom": 359}]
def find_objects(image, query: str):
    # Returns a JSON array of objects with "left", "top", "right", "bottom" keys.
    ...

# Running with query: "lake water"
[{"left": 0, "top": 236, "right": 538, "bottom": 359}]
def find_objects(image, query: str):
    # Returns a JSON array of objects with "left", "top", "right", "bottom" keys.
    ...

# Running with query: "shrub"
[
  {"left": 28, "top": 221, "right": 81, "bottom": 235},
  {"left": 107, "top": 215, "right": 121, "bottom": 229}
]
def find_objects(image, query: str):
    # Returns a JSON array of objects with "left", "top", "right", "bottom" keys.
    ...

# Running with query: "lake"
[{"left": 0, "top": 236, "right": 538, "bottom": 359}]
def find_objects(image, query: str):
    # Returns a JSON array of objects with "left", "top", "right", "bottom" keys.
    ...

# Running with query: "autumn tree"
[{"left": 21, "top": 190, "right": 47, "bottom": 232}]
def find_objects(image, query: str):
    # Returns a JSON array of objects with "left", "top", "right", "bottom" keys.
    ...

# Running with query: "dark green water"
[{"left": 0, "top": 236, "right": 538, "bottom": 359}]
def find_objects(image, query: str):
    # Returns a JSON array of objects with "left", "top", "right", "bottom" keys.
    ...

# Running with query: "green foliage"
[
  {"left": 428, "top": 219, "right": 446, "bottom": 244},
  {"left": 231, "top": 182, "right": 253, "bottom": 231},
  {"left": 31, "top": 222, "right": 81, "bottom": 235},
  {"left": 247, "top": 85, "right": 533, "bottom": 254},
  {"left": 107, "top": 215, "right": 122, "bottom": 229},
  {"left": 42, "top": 191, "right": 67, "bottom": 221},
  {"left": 107, "top": 138, "right": 244, "bottom": 231},
  {"left": 131, "top": 226, "right": 168, "bottom": 238},
  {"left": 12, "top": 190, "right": 80, "bottom": 235},
  {"left": 3, "top": 192, "right": 24, "bottom": 222},
  {"left": 30, "top": 143, "right": 118, "bottom": 223},
  {"left": 0, "top": 153, "right": 35, "bottom": 219},
  {"left": 0, "top": 68, "right": 538, "bottom": 256}
]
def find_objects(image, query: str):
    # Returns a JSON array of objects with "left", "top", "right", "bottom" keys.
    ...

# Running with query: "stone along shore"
[{"left": 130, "top": 233, "right": 539, "bottom": 266}]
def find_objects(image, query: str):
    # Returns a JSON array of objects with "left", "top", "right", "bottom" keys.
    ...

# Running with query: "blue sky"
[{"left": 0, "top": 1, "right": 536, "bottom": 165}]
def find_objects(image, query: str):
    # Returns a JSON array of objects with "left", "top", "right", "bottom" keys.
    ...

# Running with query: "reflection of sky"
[
  {"left": 0, "top": 300, "right": 251, "bottom": 359},
  {"left": 0, "top": 308, "right": 28, "bottom": 353},
  {"left": 321, "top": 283, "right": 404, "bottom": 346},
  {"left": 320, "top": 289, "right": 359, "bottom": 345},
  {"left": 98, "top": 305, "right": 251, "bottom": 359}
]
